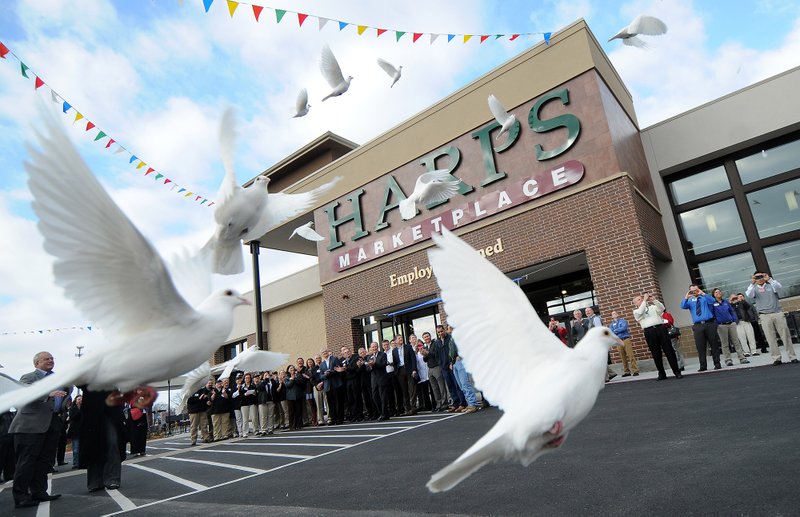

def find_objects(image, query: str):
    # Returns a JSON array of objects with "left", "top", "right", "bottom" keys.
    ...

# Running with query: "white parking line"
[
  {"left": 254, "top": 434, "right": 381, "bottom": 439},
  {"left": 294, "top": 426, "right": 411, "bottom": 432},
  {"left": 146, "top": 446, "right": 181, "bottom": 451},
  {"left": 105, "top": 488, "right": 136, "bottom": 511},
  {"left": 195, "top": 449, "right": 312, "bottom": 460},
  {"left": 128, "top": 463, "right": 207, "bottom": 491},
  {"left": 35, "top": 478, "right": 52, "bottom": 517},
  {"left": 215, "top": 442, "right": 350, "bottom": 448},
  {"left": 163, "top": 456, "right": 266, "bottom": 474}
]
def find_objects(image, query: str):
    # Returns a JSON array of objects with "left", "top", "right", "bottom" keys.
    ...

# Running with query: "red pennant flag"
[
  {"left": 412, "top": 32, "right": 423, "bottom": 43},
  {"left": 85, "top": 121, "right": 95, "bottom": 131},
  {"left": 509, "top": 34, "right": 520, "bottom": 41},
  {"left": 208, "top": 202, "right": 215, "bottom": 207},
  {"left": 145, "top": 167, "right": 154, "bottom": 175},
  {"left": 34, "top": 76, "right": 44, "bottom": 89},
  {"left": 164, "top": 178, "right": 172, "bottom": 185},
  {"left": 105, "top": 138, "right": 115, "bottom": 149},
  {"left": 480, "top": 35, "right": 490, "bottom": 43},
  {"left": 196, "top": 195, "right": 202, "bottom": 201},
  {"left": 0, "top": 41, "right": 9, "bottom": 59},
  {"left": 252, "top": 4, "right": 263, "bottom": 21},
  {"left": 298, "top": 13, "right": 308, "bottom": 26},
  {"left": 376, "top": 28, "right": 387, "bottom": 37}
]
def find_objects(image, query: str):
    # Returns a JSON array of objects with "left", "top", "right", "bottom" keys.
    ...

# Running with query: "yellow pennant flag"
[
  {"left": 463, "top": 35, "right": 473, "bottom": 43},
  {"left": 74, "top": 112, "right": 84, "bottom": 123},
  {"left": 185, "top": 191, "right": 194, "bottom": 197},
  {"left": 227, "top": 0, "right": 239, "bottom": 17},
  {"left": 357, "top": 25, "right": 367, "bottom": 35},
  {"left": 136, "top": 161, "right": 147, "bottom": 169}
]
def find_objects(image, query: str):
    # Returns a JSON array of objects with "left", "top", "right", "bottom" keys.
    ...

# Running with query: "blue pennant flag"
[
  {"left": 129, "top": 155, "right": 137, "bottom": 164},
  {"left": 62, "top": 101, "right": 71, "bottom": 113},
  {"left": 543, "top": 32, "right": 551, "bottom": 45},
  {"left": 447, "top": 34, "right": 455, "bottom": 42},
  {"left": 339, "top": 21, "right": 348, "bottom": 31},
  {"left": 203, "top": 0, "right": 214, "bottom": 13}
]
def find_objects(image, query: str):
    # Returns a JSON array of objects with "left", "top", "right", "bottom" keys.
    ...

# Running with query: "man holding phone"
[
  {"left": 680, "top": 284, "right": 722, "bottom": 371},
  {"left": 745, "top": 272, "right": 798, "bottom": 365}
]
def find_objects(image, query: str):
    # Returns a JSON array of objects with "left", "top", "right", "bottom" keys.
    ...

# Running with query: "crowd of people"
[{"left": 186, "top": 325, "right": 483, "bottom": 445}]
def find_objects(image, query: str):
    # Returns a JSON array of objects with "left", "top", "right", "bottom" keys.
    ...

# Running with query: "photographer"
[
  {"left": 745, "top": 272, "right": 798, "bottom": 365},
  {"left": 730, "top": 294, "right": 759, "bottom": 356},
  {"left": 633, "top": 293, "right": 682, "bottom": 380},
  {"left": 680, "top": 284, "right": 722, "bottom": 371}
]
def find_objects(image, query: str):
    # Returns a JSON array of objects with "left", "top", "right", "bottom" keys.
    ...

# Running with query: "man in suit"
[
  {"left": 319, "top": 349, "right": 344, "bottom": 425},
  {"left": 366, "top": 342, "right": 391, "bottom": 421},
  {"left": 9, "top": 351, "right": 67, "bottom": 508},
  {"left": 393, "top": 335, "right": 419, "bottom": 415},
  {"left": 341, "top": 346, "right": 362, "bottom": 422}
]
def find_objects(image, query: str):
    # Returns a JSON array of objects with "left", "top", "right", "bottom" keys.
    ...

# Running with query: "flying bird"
[
  {"left": 201, "top": 109, "right": 341, "bottom": 274},
  {"left": 292, "top": 88, "right": 311, "bottom": 118},
  {"left": 290, "top": 221, "right": 325, "bottom": 242},
  {"left": 487, "top": 94, "right": 517, "bottom": 141},
  {"left": 0, "top": 110, "right": 251, "bottom": 415},
  {"left": 608, "top": 15, "right": 668, "bottom": 48},
  {"left": 398, "top": 170, "right": 461, "bottom": 221},
  {"left": 320, "top": 45, "right": 353, "bottom": 101},
  {"left": 425, "top": 229, "right": 623, "bottom": 493},
  {"left": 376, "top": 58, "right": 402, "bottom": 88}
]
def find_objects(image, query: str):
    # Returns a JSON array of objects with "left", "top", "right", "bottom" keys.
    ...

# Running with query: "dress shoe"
[
  {"left": 657, "top": 374, "right": 667, "bottom": 381},
  {"left": 751, "top": 351, "right": 760, "bottom": 356},
  {"left": 378, "top": 416, "right": 389, "bottom": 421},
  {"left": 680, "top": 366, "right": 685, "bottom": 371},
  {"left": 741, "top": 359, "right": 750, "bottom": 364},
  {"left": 607, "top": 373, "right": 618, "bottom": 381},
  {"left": 15, "top": 499, "right": 40, "bottom": 508},
  {"left": 714, "top": 365, "right": 722, "bottom": 370},
  {"left": 621, "top": 372, "right": 631, "bottom": 377},
  {"left": 791, "top": 359, "right": 799, "bottom": 364},
  {"left": 462, "top": 406, "right": 478, "bottom": 414},
  {"left": 725, "top": 360, "right": 733, "bottom": 367},
  {"left": 632, "top": 372, "right": 639, "bottom": 376},
  {"left": 698, "top": 367, "right": 707, "bottom": 372},
  {"left": 773, "top": 360, "right": 783, "bottom": 366},
  {"left": 32, "top": 493, "right": 61, "bottom": 502},
  {"left": 106, "top": 484, "right": 120, "bottom": 490},
  {"left": 674, "top": 373, "right": 683, "bottom": 379},
  {"left": 88, "top": 487, "right": 104, "bottom": 493},
  {"left": 57, "top": 461, "right": 68, "bottom": 466}
]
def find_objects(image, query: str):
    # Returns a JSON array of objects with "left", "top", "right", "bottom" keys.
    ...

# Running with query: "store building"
[{"left": 217, "top": 19, "right": 800, "bottom": 367}]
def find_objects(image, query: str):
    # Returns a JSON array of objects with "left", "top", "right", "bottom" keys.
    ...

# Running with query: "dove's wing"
[
  {"left": 295, "top": 88, "right": 309, "bottom": 111},
  {"left": 0, "top": 372, "right": 24, "bottom": 395},
  {"left": 0, "top": 358, "right": 97, "bottom": 414},
  {"left": 427, "top": 228, "right": 569, "bottom": 411},
  {"left": 216, "top": 107, "right": 240, "bottom": 205},
  {"left": 25, "top": 112, "right": 197, "bottom": 337},
  {"left": 294, "top": 223, "right": 325, "bottom": 242},
  {"left": 234, "top": 349, "right": 290, "bottom": 374},
  {"left": 417, "top": 170, "right": 461, "bottom": 206},
  {"left": 178, "top": 363, "right": 210, "bottom": 413},
  {"left": 487, "top": 95, "right": 512, "bottom": 126},
  {"left": 320, "top": 45, "right": 345, "bottom": 88},
  {"left": 623, "top": 36, "right": 648, "bottom": 48},
  {"left": 376, "top": 58, "right": 398, "bottom": 78},
  {"left": 168, "top": 247, "right": 213, "bottom": 308},
  {"left": 629, "top": 15, "right": 668, "bottom": 36}
]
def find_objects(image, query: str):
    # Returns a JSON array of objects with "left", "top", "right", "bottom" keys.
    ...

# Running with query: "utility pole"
[{"left": 75, "top": 345, "right": 84, "bottom": 358}]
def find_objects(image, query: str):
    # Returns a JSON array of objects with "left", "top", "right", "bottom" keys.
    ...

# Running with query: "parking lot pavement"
[{"left": 3, "top": 362, "right": 799, "bottom": 516}]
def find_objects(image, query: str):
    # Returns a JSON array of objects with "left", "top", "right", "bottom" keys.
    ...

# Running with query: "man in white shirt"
[{"left": 633, "top": 293, "right": 682, "bottom": 380}]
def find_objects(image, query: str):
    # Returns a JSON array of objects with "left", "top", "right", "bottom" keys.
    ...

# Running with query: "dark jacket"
[
  {"left": 344, "top": 355, "right": 360, "bottom": 381},
  {"left": 368, "top": 351, "right": 389, "bottom": 385},
  {"left": 319, "top": 356, "right": 344, "bottom": 392},
  {"left": 257, "top": 378, "right": 278, "bottom": 404},
  {"left": 78, "top": 388, "right": 126, "bottom": 468},
  {"left": 394, "top": 344, "right": 418, "bottom": 374},
  {"left": 210, "top": 387, "right": 232, "bottom": 414},
  {"left": 423, "top": 342, "right": 440, "bottom": 368},
  {"left": 240, "top": 382, "right": 258, "bottom": 407},
  {"left": 187, "top": 387, "right": 212, "bottom": 414},
  {"left": 66, "top": 403, "right": 82, "bottom": 438},
  {"left": 284, "top": 374, "right": 307, "bottom": 401}
]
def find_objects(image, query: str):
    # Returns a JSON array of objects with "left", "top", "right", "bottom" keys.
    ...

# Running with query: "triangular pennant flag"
[
  {"left": 376, "top": 28, "right": 387, "bottom": 37},
  {"left": 178, "top": 188, "right": 187, "bottom": 193},
  {"left": 430, "top": 33, "right": 440, "bottom": 44},
  {"left": 114, "top": 146, "right": 125, "bottom": 154},
  {"left": 298, "top": 13, "right": 308, "bottom": 27},
  {"left": 169, "top": 183, "right": 177, "bottom": 191},
  {"left": 129, "top": 155, "right": 137, "bottom": 164},
  {"left": 395, "top": 31, "right": 405, "bottom": 41},
  {"left": 93, "top": 130, "right": 106, "bottom": 142},
  {"left": 338, "top": 21, "right": 348, "bottom": 31},
  {"left": 85, "top": 121, "right": 95, "bottom": 131},
  {"left": 105, "top": 138, "right": 115, "bottom": 149},
  {"left": 34, "top": 76, "right": 44, "bottom": 89},
  {"left": 226, "top": 0, "right": 238, "bottom": 17},
  {"left": 38, "top": 330, "right": 43, "bottom": 334},
  {"left": 62, "top": 101, "right": 71, "bottom": 113},
  {"left": 479, "top": 35, "right": 489, "bottom": 43},
  {"left": 275, "top": 9, "right": 286, "bottom": 23},
  {"left": 447, "top": 34, "right": 455, "bottom": 42},
  {"left": 87, "top": 326, "right": 92, "bottom": 331},
  {"left": 0, "top": 41, "right": 9, "bottom": 59},
  {"left": 357, "top": 25, "right": 367, "bottom": 35},
  {"left": 201, "top": 199, "right": 208, "bottom": 205},
  {"left": 196, "top": 195, "right": 202, "bottom": 201},
  {"left": 318, "top": 17, "right": 329, "bottom": 30},
  {"left": 185, "top": 192, "right": 194, "bottom": 197},
  {"left": 50, "top": 89, "right": 59, "bottom": 103},
  {"left": 509, "top": 34, "right": 520, "bottom": 41},
  {"left": 155, "top": 173, "right": 164, "bottom": 180},
  {"left": 136, "top": 161, "right": 147, "bottom": 169},
  {"left": 164, "top": 178, "right": 172, "bottom": 185},
  {"left": 203, "top": 0, "right": 213, "bottom": 12},
  {"left": 412, "top": 32, "right": 423, "bottom": 43},
  {"left": 543, "top": 32, "right": 551, "bottom": 45},
  {"left": 495, "top": 34, "right": 503, "bottom": 39},
  {"left": 145, "top": 167, "right": 154, "bottom": 175},
  {"left": 74, "top": 112, "right": 84, "bottom": 123},
  {"left": 463, "top": 35, "right": 473, "bottom": 43},
  {"left": 207, "top": 202, "right": 215, "bottom": 207},
  {"left": 20, "top": 62, "right": 30, "bottom": 78},
  {"left": 252, "top": 4, "right": 263, "bottom": 21}
]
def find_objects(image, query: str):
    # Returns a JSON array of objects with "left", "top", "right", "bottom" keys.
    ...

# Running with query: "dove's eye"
[
  {"left": 604, "top": 330, "right": 610, "bottom": 336},
  {"left": 224, "top": 289, "right": 233, "bottom": 296}
]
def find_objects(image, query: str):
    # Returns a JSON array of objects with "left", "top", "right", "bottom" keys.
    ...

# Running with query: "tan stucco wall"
[{"left": 265, "top": 295, "right": 327, "bottom": 364}]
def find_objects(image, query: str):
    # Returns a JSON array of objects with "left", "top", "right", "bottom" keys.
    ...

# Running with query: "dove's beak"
[
  {"left": 238, "top": 297, "right": 252, "bottom": 306},
  {"left": 613, "top": 335, "right": 624, "bottom": 347}
]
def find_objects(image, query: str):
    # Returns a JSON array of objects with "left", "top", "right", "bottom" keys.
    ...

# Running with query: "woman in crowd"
[
  {"left": 304, "top": 358, "right": 319, "bottom": 426},
  {"left": 66, "top": 395, "right": 83, "bottom": 469},
  {"left": 275, "top": 370, "right": 287, "bottom": 430},
  {"left": 127, "top": 405, "right": 148, "bottom": 457},
  {"left": 80, "top": 388, "right": 126, "bottom": 492},
  {"left": 284, "top": 365, "right": 306, "bottom": 431},
  {"left": 239, "top": 372, "right": 259, "bottom": 438}
]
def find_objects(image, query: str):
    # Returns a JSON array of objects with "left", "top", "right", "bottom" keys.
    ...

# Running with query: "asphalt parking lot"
[{"left": 2, "top": 362, "right": 799, "bottom": 516}]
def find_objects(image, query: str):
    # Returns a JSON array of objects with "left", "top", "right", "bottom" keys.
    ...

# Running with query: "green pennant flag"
[
  {"left": 395, "top": 31, "right": 405, "bottom": 41},
  {"left": 20, "top": 62, "right": 29, "bottom": 78},
  {"left": 155, "top": 173, "right": 164, "bottom": 180},
  {"left": 275, "top": 9, "right": 286, "bottom": 23},
  {"left": 93, "top": 130, "right": 106, "bottom": 142}
]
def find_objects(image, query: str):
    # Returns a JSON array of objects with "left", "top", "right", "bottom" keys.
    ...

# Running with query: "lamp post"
[
  {"left": 166, "top": 379, "right": 171, "bottom": 436},
  {"left": 250, "top": 241, "right": 265, "bottom": 350}
]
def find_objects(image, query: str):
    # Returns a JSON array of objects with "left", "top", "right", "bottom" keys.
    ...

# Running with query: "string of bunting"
[
  {"left": 202, "top": 0, "right": 553, "bottom": 45},
  {"left": 0, "top": 41, "right": 215, "bottom": 208},
  {"left": 0, "top": 325, "right": 96, "bottom": 337}
]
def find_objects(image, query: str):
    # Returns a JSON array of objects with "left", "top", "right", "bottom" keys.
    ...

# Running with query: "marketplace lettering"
[
  {"left": 323, "top": 88, "right": 581, "bottom": 252},
  {"left": 388, "top": 238, "right": 505, "bottom": 288},
  {"left": 334, "top": 162, "right": 583, "bottom": 272}
]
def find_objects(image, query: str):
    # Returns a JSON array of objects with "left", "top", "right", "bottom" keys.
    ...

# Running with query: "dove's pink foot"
[
  {"left": 128, "top": 386, "right": 157, "bottom": 408},
  {"left": 547, "top": 420, "right": 564, "bottom": 436},
  {"left": 544, "top": 420, "right": 565, "bottom": 448}
]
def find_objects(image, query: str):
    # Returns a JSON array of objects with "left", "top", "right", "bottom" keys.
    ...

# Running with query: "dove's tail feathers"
[
  {"left": 0, "top": 359, "right": 94, "bottom": 414},
  {"left": 399, "top": 198, "right": 417, "bottom": 220},
  {"left": 427, "top": 432, "right": 509, "bottom": 492},
  {"left": 206, "top": 236, "right": 245, "bottom": 276},
  {"left": 623, "top": 36, "right": 648, "bottom": 48}
]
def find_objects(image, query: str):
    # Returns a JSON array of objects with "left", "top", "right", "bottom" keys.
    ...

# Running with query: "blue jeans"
[
  {"left": 442, "top": 365, "right": 466, "bottom": 407},
  {"left": 71, "top": 438, "right": 79, "bottom": 467},
  {"left": 453, "top": 359, "right": 477, "bottom": 407}
]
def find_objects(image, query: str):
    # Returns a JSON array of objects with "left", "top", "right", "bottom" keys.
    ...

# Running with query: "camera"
[{"left": 754, "top": 274, "right": 765, "bottom": 280}]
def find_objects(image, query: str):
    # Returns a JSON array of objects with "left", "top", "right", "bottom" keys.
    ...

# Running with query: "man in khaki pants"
[
  {"left": 746, "top": 273, "right": 797, "bottom": 365},
  {"left": 609, "top": 310, "right": 639, "bottom": 376}
]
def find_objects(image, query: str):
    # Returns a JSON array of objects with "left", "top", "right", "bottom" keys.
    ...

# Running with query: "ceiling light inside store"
[
  {"left": 785, "top": 190, "right": 798, "bottom": 211},
  {"left": 705, "top": 215, "right": 718, "bottom": 232}
]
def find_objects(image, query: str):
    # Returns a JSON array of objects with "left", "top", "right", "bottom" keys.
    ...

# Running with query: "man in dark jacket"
[
  {"left": 393, "top": 335, "right": 419, "bottom": 416},
  {"left": 209, "top": 379, "right": 231, "bottom": 441},
  {"left": 422, "top": 331, "right": 447, "bottom": 411},
  {"left": 319, "top": 349, "right": 344, "bottom": 425},
  {"left": 79, "top": 388, "right": 126, "bottom": 492},
  {"left": 433, "top": 326, "right": 466, "bottom": 411},
  {"left": 257, "top": 372, "right": 278, "bottom": 435},
  {"left": 357, "top": 347, "right": 376, "bottom": 420},
  {"left": 366, "top": 342, "right": 391, "bottom": 421},
  {"left": 187, "top": 378, "right": 213, "bottom": 445},
  {"left": 342, "top": 346, "right": 362, "bottom": 422}
]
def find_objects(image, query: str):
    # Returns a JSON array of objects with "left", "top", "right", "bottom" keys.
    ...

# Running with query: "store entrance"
[{"left": 359, "top": 298, "right": 443, "bottom": 349}]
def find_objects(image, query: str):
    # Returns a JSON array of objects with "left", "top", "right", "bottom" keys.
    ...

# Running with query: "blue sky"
[{"left": 1, "top": 0, "right": 799, "bottom": 378}]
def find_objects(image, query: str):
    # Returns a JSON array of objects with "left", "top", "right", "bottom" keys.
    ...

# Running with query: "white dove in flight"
[
  {"left": 425, "top": 229, "right": 623, "bottom": 493},
  {"left": 399, "top": 170, "right": 461, "bottom": 221},
  {"left": 320, "top": 45, "right": 353, "bottom": 101},
  {"left": 201, "top": 109, "right": 341, "bottom": 274},
  {"left": 608, "top": 15, "right": 668, "bottom": 48},
  {"left": 377, "top": 58, "right": 402, "bottom": 88},
  {"left": 292, "top": 88, "right": 311, "bottom": 118},
  {"left": 487, "top": 94, "right": 517, "bottom": 141},
  {"left": 289, "top": 221, "right": 325, "bottom": 242},
  {"left": 0, "top": 111, "right": 251, "bottom": 415}
]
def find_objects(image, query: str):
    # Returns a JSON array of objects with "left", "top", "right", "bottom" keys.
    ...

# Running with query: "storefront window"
[
  {"left": 678, "top": 199, "right": 747, "bottom": 255},
  {"left": 694, "top": 252, "right": 756, "bottom": 297},
  {"left": 411, "top": 314, "right": 437, "bottom": 341},
  {"left": 669, "top": 165, "right": 730, "bottom": 204},
  {"left": 736, "top": 139, "right": 800, "bottom": 184},
  {"left": 747, "top": 178, "right": 800, "bottom": 238},
  {"left": 764, "top": 240, "right": 800, "bottom": 298}
]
